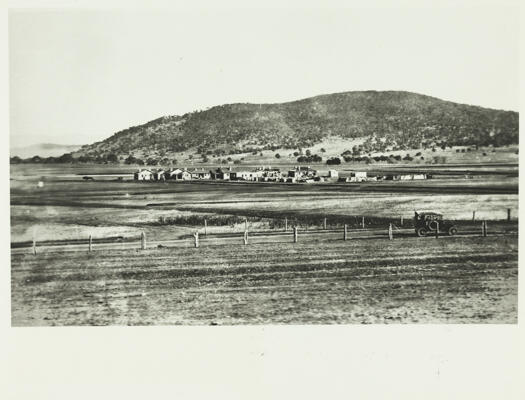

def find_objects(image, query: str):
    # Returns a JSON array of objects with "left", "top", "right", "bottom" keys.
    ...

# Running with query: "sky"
[{"left": 8, "top": 5, "right": 519, "bottom": 148}]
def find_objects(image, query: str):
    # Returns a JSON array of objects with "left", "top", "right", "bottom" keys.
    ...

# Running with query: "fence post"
[
  {"left": 481, "top": 221, "right": 487, "bottom": 237},
  {"left": 204, "top": 219, "right": 207, "bottom": 236},
  {"left": 32, "top": 237, "right": 37, "bottom": 256},
  {"left": 141, "top": 231, "right": 146, "bottom": 250},
  {"left": 245, "top": 218, "right": 248, "bottom": 232},
  {"left": 294, "top": 226, "right": 298, "bottom": 243},
  {"left": 472, "top": 211, "right": 476, "bottom": 221},
  {"left": 89, "top": 234, "right": 92, "bottom": 252},
  {"left": 388, "top": 223, "right": 393, "bottom": 240},
  {"left": 507, "top": 208, "right": 511, "bottom": 221},
  {"left": 285, "top": 217, "right": 288, "bottom": 232},
  {"left": 435, "top": 222, "right": 439, "bottom": 239},
  {"left": 243, "top": 230, "right": 248, "bottom": 245},
  {"left": 361, "top": 216, "right": 365, "bottom": 229},
  {"left": 344, "top": 224, "right": 348, "bottom": 241},
  {"left": 400, "top": 216, "right": 404, "bottom": 226},
  {"left": 323, "top": 217, "right": 327, "bottom": 230},
  {"left": 194, "top": 231, "right": 199, "bottom": 248}
]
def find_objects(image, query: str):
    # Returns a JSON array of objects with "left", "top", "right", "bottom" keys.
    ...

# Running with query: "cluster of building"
[
  {"left": 133, "top": 166, "right": 428, "bottom": 183},
  {"left": 134, "top": 166, "right": 338, "bottom": 183},
  {"left": 338, "top": 172, "right": 428, "bottom": 182}
]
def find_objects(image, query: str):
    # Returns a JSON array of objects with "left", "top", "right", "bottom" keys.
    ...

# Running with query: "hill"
[
  {"left": 73, "top": 90, "right": 518, "bottom": 164},
  {"left": 10, "top": 143, "right": 82, "bottom": 159}
]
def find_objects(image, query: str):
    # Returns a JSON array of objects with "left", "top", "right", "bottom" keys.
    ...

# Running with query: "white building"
[
  {"left": 134, "top": 169, "right": 154, "bottom": 181},
  {"left": 327, "top": 169, "right": 339, "bottom": 178}
]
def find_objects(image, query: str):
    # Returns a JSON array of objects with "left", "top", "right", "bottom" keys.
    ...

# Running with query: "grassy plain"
[
  {"left": 10, "top": 163, "right": 518, "bottom": 243},
  {"left": 10, "top": 164, "right": 519, "bottom": 325},
  {"left": 11, "top": 235, "right": 518, "bottom": 325}
]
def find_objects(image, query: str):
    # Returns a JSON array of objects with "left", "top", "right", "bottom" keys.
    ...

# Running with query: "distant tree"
[
  {"left": 57, "top": 153, "right": 75, "bottom": 163},
  {"left": 305, "top": 149, "right": 311, "bottom": 156},
  {"left": 106, "top": 153, "right": 119, "bottom": 163},
  {"left": 233, "top": 159, "right": 241, "bottom": 164},
  {"left": 10, "top": 156, "right": 22, "bottom": 164},
  {"left": 147, "top": 158, "right": 158, "bottom": 165},
  {"left": 124, "top": 155, "right": 138, "bottom": 164},
  {"left": 293, "top": 151, "right": 299, "bottom": 157},
  {"left": 172, "top": 159, "right": 178, "bottom": 165},
  {"left": 275, "top": 153, "right": 281, "bottom": 159},
  {"left": 227, "top": 157, "right": 232, "bottom": 162},
  {"left": 44, "top": 157, "right": 58, "bottom": 164},
  {"left": 320, "top": 148, "right": 326, "bottom": 153},
  {"left": 326, "top": 157, "right": 341, "bottom": 165},
  {"left": 78, "top": 155, "right": 94, "bottom": 163}
]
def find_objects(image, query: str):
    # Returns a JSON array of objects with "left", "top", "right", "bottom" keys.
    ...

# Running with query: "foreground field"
[{"left": 11, "top": 235, "right": 518, "bottom": 325}]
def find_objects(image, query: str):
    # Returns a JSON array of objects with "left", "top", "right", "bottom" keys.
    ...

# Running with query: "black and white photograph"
[
  {"left": 4, "top": 1, "right": 524, "bottom": 399},
  {"left": 8, "top": 4, "right": 520, "bottom": 327}
]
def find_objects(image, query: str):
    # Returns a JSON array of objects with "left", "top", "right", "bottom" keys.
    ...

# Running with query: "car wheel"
[
  {"left": 448, "top": 227, "right": 458, "bottom": 236},
  {"left": 417, "top": 227, "right": 427, "bottom": 237}
]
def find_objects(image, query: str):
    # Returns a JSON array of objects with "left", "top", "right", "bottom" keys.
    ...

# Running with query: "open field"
[
  {"left": 10, "top": 163, "right": 518, "bottom": 244},
  {"left": 11, "top": 235, "right": 518, "bottom": 325},
  {"left": 10, "top": 164, "right": 519, "bottom": 325}
]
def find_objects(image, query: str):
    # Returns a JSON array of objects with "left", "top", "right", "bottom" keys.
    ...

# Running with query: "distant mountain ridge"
[
  {"left": 10, "top": 143, "right": 82, "bottom": 159},
  {"left": 74, "top": 90, "right": 518, "bottom": 161}
]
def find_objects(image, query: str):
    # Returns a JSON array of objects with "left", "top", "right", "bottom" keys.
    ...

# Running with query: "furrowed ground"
[{"left": 11, "top": 235, "right": 518, "bottom": 325}]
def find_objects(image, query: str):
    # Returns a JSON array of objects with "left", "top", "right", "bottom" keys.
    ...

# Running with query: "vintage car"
[{"left": 414, "top": 212, "right": 458, "bottom": 237}]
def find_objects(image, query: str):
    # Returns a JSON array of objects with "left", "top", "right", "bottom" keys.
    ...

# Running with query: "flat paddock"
[{"left": 11, "top": 235, "right": 518, "bottom": 325}]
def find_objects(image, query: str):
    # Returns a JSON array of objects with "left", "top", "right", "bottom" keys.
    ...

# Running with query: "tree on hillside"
[
  {"left": 57, "top": 153, "right": 75, "bottom": 163},
  {"left": 275, "top": 153, "right": 281, "bottom": 159},
  {"left": 124, "top": 155, "right": 138, "bottom": 164},
  {"left": 106, "top": 153, "right": 119, "bottom": 163},
  {"left": 326, "top": 157, "right": 341, "bottom": 165}
]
